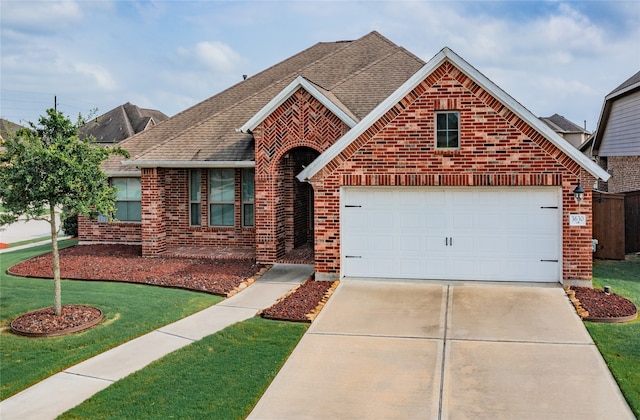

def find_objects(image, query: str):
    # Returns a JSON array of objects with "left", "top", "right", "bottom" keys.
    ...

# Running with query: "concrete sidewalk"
[
  {"left": 0, "top": 263, "right": 314, "bottom": 420},
  {"left": 249, "top": 279, "right": 635, "bottom": 419}
]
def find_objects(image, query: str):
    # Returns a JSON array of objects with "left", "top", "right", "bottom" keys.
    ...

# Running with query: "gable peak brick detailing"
[{"left": 313, "top": 62, "right": 583, "bottom": 184}]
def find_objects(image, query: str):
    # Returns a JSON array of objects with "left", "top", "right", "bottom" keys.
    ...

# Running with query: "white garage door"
[{"left": 341, "top": 187, "right": 561, "bottom": 282}]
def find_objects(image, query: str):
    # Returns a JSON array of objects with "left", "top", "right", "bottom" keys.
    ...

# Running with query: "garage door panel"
[
  {"left": 373, "top": 258, "right": 394, "bottom": 277},
  {"left": 399, "top": 235, "right": 422, "bottom": 251},
  {"left": 398, "top": 258, "right": 422, "bottom": 276},
  {"left": 425, "top": 259, "right": 447, "bottom": 277},
  {"left": 342, "top": 187, "right": 560, "bottom": 282}
]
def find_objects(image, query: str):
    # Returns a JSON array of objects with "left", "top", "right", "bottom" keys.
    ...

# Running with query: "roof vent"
[{"left": 242, "top": 74, "right": 248, "bottom": 80}]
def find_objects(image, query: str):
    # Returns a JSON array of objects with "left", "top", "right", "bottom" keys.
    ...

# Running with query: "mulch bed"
[
  {"left": 567, "top": 286, "right": 638, "bottom": 323},
  {"left": 10, "top": 305, "right": 103, "bottom": 337},
  {"left": 260, "top": 279, "right": 338, "bottom": 323},
  {"left": 7, "top": 244, "right": 337, "bottom": 336},
  {"left": 8, "top": 244, "right": 265, "bottom": 296}
]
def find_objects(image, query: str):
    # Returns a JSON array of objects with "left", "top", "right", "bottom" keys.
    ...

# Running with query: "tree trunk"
[{"left": 50, "top": 204, "right": 62, "bottom": 316}]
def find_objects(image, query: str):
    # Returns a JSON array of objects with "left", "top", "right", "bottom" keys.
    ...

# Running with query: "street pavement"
[{"left": 0, "top": 215, "right": 59, "bottom": 244}]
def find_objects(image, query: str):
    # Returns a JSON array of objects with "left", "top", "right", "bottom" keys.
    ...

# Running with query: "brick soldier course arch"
[{"left": 254, "top": 89, "right": 349, "bottom": 262}]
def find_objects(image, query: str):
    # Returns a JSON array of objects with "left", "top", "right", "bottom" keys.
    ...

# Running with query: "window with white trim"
[
  {"left": 435, "top": 111, "right": 459, "bottom": 149},
  {"left": 112, "top": 178, "right": 141, "bottom": 222},
  {"left": 242, "top": 168, "right": 254, "bottom": 227},
  {"left": 209, "top": 169, "right": 235, "bottom": 226},
  {"left": 189, "top": 169, "right": 201, "bottom": 226}
]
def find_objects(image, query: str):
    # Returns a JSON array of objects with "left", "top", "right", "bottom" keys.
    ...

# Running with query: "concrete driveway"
[{"left": 249, "top": 279, "right": 634, "bottom": 419}]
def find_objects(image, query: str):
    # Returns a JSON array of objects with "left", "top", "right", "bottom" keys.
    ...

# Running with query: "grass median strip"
[
  {"left": 59, "top": 317, "right": 307, "bottom": 420},
  {"left": 586, "top": 257, "right": 640, "bottom": 417},
  {"left": 0, "top": 240, "right": 220, "bottom": 400}
]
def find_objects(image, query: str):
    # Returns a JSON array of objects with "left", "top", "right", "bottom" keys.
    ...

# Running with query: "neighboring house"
[
  {"left": 0, "top": 118, "right": 23, "bottom": 141},
  {"left": 80, "top": 102, "right": 169, "bottom": 145},
  {"left": 79, "top": 31, "right": 609, "bottom": 286},
  {"left": 584, "top": 70, "right": 640, "bottom": 255},
  {"left": 540, "top": 114, "right": 591, "bottom": 149},
  {"left": 585, "top": 70, "right": 640, "bottom": 194}
]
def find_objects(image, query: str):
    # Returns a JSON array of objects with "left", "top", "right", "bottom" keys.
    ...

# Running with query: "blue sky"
[{"left": 1, "top": 1, "right": 638, "bottom": 132}]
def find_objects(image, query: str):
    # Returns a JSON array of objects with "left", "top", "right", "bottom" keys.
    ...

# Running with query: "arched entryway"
[{"left": 277, "top": 147, "right": 319, "bottom": 262}]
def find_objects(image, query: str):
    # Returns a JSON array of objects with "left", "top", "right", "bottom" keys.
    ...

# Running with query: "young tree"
[{"left": 0, "top": 109, "right": 127, "bottom": 315}]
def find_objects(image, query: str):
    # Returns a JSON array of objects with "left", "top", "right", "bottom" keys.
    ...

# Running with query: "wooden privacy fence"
[
  {"left": 592, "top": 191, "right": 625, "bottom": 260},
  {"left": 592, "top": 190, "right": 640, "bottom": 259},
  {"left": 625, "top": 190, "right": 640, "bottom": 254}
]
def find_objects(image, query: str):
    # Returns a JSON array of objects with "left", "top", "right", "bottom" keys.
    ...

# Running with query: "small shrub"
[{"left": 61, "top": 209, "right": 78, "bottom": 237}]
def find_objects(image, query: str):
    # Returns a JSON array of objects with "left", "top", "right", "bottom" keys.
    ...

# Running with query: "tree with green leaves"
[{"left": 0, "top": 109, "right": 128, "bottom": 316}]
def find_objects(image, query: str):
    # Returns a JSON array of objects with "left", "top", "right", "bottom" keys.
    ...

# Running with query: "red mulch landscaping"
[
  {"left": 8, "top": 244, "right": 264, "bottom": 296},
  {"left": 7, "top": 244, "right": 338, "bottom": 336},
  {"left": 570, "top": 286, "right": 638, "bottom": 321},
  {"left": 10, "top": 305, "right": 103, "bottom": 337},
  {"left": 261, "top": 279, "right": 338, "bottom": 323}
]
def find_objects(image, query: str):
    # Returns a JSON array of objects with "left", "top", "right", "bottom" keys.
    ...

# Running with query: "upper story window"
[
  {"left": 435, "top": 111, "right": 459, "bottom": 149},
  {"left": 112, "top": 177, "right": 141, "bottom": 222},
  {"left": 242, "top": 168, "right": 255, "bottom": 227},
  {"left": 189, "top": 169, "right": 201, "bottom": 226},
  {"left": 209, "top": 168, "right": 235, "bottom": 226}
]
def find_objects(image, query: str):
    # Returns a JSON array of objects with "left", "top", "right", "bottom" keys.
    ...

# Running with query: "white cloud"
[
  {"left": 178, "top": 41, "right": 245, "bottom": 72},
  {"left": 73, "top": 63, "right": 117, "bottom": 92},
  {"left": 1, "top": 0, "right": 84, "bottom": 32}
]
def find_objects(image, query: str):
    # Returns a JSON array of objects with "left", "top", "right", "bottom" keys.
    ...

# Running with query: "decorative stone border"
[
  {"left": 565, "top": 287, "right": 590, "bottom": 318},
  {"left": 305, "top": 281, "right": 339, "bottom": 322},
  {"left": 10, "top": 307, "right": 103, "bottom": 338}
]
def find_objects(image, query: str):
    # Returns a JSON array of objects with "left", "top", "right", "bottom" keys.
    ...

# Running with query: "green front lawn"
[
  {"left": 60, "top": 317, "right": 307, "bottom": 420},
  {"left": 0, "top": 241, "right": 220, "bottom": 400},
  {"left": 587, "top": 256, "right": 640, "bottom": 417}
]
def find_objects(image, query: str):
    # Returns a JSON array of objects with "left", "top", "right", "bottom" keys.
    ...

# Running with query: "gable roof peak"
[
  {"left": 298, "top": 46, "right": 610, "bottom": 182},
  {"left": 238, "top": 75, "right": 358, "bottom": 133}
]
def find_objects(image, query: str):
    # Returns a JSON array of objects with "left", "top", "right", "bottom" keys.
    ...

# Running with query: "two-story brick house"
[{"left": 80, "top": 32, "right": 609, "bottom": 286}]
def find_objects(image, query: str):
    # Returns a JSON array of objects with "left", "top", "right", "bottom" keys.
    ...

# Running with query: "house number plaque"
[{"left": 569, "top": 214, "right": 586, "bottom": 226}]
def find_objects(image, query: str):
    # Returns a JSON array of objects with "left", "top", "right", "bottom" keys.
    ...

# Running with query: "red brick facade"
[
  {"left": 307, "top": 62, "right": 596, "bottom": 283},
  {"left": 79, "top": 167, "right": 256, "bottom": 256},
  {"left": 81, "top": 61, "right": 600, "bottom": 285},
  {"left": 78, "top": 216, "right": 141, "bottom": 244},
  {"left": 253, "top": 88, "right": 350, "bottom": 262}
]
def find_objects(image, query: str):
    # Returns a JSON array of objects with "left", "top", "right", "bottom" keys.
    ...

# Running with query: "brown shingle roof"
[
  {"left": 106, "top": 31, "right": 425, "bottom": 173},
  {"left": 540, "top": 114, "right": 589, "bottom": 134},
  {"left": 81, "top": 102, "right": 169, "bottom": 145}
]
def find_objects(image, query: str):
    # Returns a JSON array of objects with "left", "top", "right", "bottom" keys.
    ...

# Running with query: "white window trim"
[
  {"left": 112, "top": 177, "right": 142, "bottom": 222},
  {"left": 435, "top": 111, "right": 460, "bottom": 150}
]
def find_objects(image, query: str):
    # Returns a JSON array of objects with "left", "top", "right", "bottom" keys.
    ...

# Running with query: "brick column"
[{"left": 141, "top": 167, "right": 167, "bottom": 256}]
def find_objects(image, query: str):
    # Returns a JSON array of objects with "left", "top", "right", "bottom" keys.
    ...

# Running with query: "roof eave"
[
  {"left": 106, "top": 170, "right": 142, "bottom": 177},
  {"left": 121, "top": 160, "right": 255, "bottom": 169},
  {"left": 238, "top": 76, "right": 357, "bottom": 134},
  {"left": 605, "top": 80, "right": 640, "bottom": 101},
  {"left": 298, "top": 47, "right": 611, "bottom": 183}
]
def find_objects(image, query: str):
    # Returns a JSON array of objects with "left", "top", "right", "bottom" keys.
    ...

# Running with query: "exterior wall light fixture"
[{"left": 573, "top": 182, "right": 585, "bottom": 205}]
